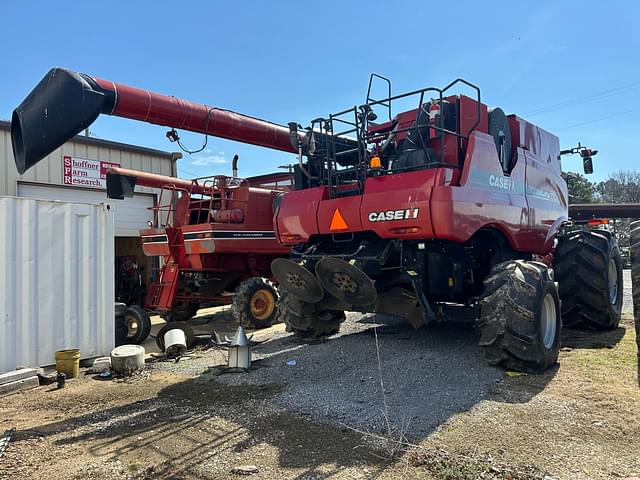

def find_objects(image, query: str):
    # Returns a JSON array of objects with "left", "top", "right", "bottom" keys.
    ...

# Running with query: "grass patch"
[{"left": 407, "top": 447, "right": 547, "bottom": 480}]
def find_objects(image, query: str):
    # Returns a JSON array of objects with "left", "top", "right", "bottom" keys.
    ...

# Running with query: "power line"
[
  {"left": 554, "top": 107, "right": 640, "bottom": 132},
  {"left": 176, "top": 165, "right": 201, "bottom": 178},
  {"left": 523, "top": 80, "right": 640, "bottom": 117}
]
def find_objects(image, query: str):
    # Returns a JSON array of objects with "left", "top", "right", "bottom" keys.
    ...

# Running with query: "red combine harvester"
[
  {"left": 12, "top": 69, "right": 621, "bottom": 371},
  {"left": 271, "top": 77, "right": 620, "bottom": 373},
  {"left": 107, "top": 164, "right": 290, "bottom": 347}
]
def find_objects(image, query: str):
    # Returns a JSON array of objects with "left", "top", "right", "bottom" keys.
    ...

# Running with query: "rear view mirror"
[{"left": 560, "top": 143, "right": 597, "bottom": 175}]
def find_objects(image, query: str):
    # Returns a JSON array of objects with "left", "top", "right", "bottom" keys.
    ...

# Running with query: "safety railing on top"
[{"left": 304, "top": 77, "right": 481, "bottom": 199}]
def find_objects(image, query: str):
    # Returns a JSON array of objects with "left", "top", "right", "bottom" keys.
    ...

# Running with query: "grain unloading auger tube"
[{"left": 11, "top": 67, "right": 298, "bottom": 174}]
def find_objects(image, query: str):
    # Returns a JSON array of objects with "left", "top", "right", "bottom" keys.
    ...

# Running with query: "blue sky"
[{"left": 2, "top": 1, "right": 638, "bottom": 182}]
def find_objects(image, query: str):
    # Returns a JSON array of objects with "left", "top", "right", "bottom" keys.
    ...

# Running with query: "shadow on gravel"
[
  {"left": 560, "top": 326, "right": 626, "bottom": 350},
  {"left": 23, "top": 379, "right": 390, "bottom": 479},
  {"left": 209, "top": 314, "right": 555, "bottom": 439}
]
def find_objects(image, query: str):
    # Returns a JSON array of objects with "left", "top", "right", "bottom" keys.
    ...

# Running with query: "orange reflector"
[
  {"left": 330, "top": 209, "right": 349, "bottom": 231},
  {"left": 587, "top": 218, "right": 609, "bottom": 226},
  {"left": 370, "top": 156, "right": 382, "bottom": 169}
]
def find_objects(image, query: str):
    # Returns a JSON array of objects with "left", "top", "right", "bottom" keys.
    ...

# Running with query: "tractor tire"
[
  {"left": 554, "top": 229, "right": 622, "bottom": 330},
  {"left": 477, "top": 260, "right": 561, "bottom": 373},
  {"left": 162, "top": 301, "right": 200, "bottom": 323},
  {"left": 277, "top": 289, "right": 345, "bottom": 339},
  {"left": 231, "top": 277, "right": 279, "bottom": 329},
  {"left": 630, "top": 220, "right": 640, "bottom": 353},
  {"left": 156, "top": 321, "right": 195, "bottom": 351},
  {"left": 117, "top": 306, "right": 152, "bottom": 346}
]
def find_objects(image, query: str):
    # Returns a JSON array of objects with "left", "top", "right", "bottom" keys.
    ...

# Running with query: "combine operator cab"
[
  {"left": 274, "top": 76, "right": 568, "bottom": 373},
  {"left": 287, "top": 77, "right": 486, "bottom": 195}
]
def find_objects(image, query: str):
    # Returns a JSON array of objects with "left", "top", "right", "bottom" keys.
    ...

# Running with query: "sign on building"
[{"left": 63, "top": 156, "right": 120, "bottom": 188}]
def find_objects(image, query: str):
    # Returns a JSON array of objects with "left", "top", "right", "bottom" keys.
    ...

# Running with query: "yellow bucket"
[{"left": 55, "top": 349, "right": 80, "bottom": 379}]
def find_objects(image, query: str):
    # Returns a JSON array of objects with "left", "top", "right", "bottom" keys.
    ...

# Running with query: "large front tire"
[
  {"left": 477, "top": 260, "right": 561, "bottom": 373},
  {"left": 554, "top": 229, "right": 622, "bottom": 330},
  {"left": 277, "top": 290, "right": 345, "bottom": 339}
]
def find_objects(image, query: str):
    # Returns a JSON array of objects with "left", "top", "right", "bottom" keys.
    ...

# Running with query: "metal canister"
[{"left": 56, "top": 372, "right": 66, "bottom": 389}]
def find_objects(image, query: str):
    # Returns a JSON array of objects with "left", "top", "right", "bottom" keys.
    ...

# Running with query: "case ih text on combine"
[{"left": 11, "top": 68, "right": 621, "bottom": 371}]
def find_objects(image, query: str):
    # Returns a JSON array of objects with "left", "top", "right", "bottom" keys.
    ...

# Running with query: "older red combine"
[
  {"left": 107, "top": 164, "right": 289, "bottom": 347},
  {"left": 12, "top": 69, "right": 620, "bottom": 371}
]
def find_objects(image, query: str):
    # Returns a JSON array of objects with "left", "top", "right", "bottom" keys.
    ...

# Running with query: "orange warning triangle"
[{"left": 330, "top": 208, "right": 348, "bottom": 231}]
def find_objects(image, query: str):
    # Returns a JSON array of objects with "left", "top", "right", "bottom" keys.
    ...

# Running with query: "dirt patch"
[{"left": 424, "top": 317, "right": 640, "bottom": 480}]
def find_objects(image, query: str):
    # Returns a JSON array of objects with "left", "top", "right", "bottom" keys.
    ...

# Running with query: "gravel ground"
[
  {"left": 148, "top": 269, "right": 635, "bottom": 442},
  {"left": 157, "top": 312, "right": 503, "bottom": 441}
]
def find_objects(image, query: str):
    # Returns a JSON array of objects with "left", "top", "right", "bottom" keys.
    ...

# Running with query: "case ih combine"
[{"left": 11, "top": 68, "right": 622, "bottom": 371}]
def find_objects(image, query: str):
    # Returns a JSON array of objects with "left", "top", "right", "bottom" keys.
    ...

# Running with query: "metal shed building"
[{"left": 0, "top": 119, "right": 181, "bottom": 296}]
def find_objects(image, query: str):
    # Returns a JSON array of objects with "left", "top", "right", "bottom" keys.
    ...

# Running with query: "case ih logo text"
[
  {"left": 489, "top": 174, "right": 515, "bottom": 191},
  {"left": 368, "top": 208, "right": 419, "bottom": 222}
]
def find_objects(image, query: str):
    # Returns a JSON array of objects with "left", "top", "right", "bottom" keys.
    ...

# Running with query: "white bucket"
[{"left": 164, "top": 328, "right": 187, "bottom": 358}]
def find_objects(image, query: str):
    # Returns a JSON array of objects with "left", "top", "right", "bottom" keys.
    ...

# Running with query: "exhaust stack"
[{"left": 11, "top": 68, "right": 297, "bottom": 174}]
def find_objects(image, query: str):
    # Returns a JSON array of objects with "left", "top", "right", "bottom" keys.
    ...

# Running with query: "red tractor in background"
[{"left": 11, "top": 69, "right": 622, "bottom": 371}]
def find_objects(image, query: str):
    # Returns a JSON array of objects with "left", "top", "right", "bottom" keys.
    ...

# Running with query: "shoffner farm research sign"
[{"left": 63, "top": 156, "right": 120, "bottom": 188}]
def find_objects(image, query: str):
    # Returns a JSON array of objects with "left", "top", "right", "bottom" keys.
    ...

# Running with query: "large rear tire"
[
  {"left": 477, "top": 260, "right": 561, "bottom": 373},
  {"left": 232, "top": 277, "right": 279, "bottom": 329},
  {"left": 554, "top": 229, "right": 622, "bottom": 330},
  {"left": 277, "top": 290, "right": 345, "bottom": 339}
]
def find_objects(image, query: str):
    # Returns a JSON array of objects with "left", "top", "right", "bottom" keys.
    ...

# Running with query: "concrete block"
[
  {"left": 92, "top": 357, "right": 111, "bottom": 373},
  {"left": 0, "top": 368, "right": 38, "bottom": 386},
  {"left": 0, "top": 376, "right": 39, "bottom": 396}
]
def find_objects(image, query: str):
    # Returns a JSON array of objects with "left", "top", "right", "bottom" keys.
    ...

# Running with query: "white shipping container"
[{"left": 0, "top": 196, "right": 115, "bottom": 374}]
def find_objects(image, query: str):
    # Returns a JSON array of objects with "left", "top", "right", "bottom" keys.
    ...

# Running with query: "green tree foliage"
[{"left": 561, "top": 171, "right": 596, "bottom": 204}]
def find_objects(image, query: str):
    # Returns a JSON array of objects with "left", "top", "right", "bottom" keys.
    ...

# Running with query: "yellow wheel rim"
[{"left": 249, "top": 289, "right": 275, "bottom": 320}]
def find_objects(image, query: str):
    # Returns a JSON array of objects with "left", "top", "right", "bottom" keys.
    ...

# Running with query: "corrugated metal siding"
[
  {"left": 17, "top": 183, "right": 154, "bottom": 237},
  {"left": 0, "top": 196, "right": 115, "bottom": 373},
  {"left": 0, "top": 126, "right": 176, "bottom": 197}
]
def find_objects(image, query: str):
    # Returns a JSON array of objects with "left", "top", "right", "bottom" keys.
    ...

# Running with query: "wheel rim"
[
  {"left": 540, "top": 293, "right": 557, "bottom": 349},
  {"left": 250, "top": 289, "right": 275, "bottom": 321},
  {"left": 608, "top": 258, "right": 619, "bottom": 304},
  {"left": 124, "top": 315, "right": 139, "bottom": 337}
]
